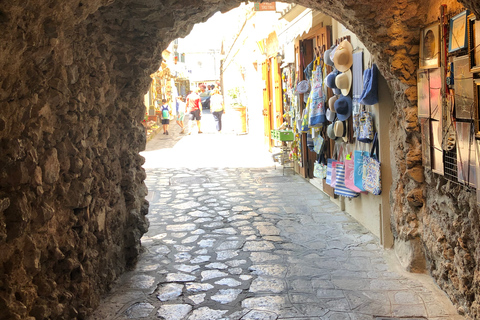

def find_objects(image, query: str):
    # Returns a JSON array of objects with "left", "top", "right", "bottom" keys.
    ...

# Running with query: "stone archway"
[{"left": 1, "top": 0, "right": 480, "bottom": 319}]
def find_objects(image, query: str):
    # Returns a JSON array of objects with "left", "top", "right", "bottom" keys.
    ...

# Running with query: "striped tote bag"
[{"left": 334, "top": 163, "right": 360, "bottom": 198}]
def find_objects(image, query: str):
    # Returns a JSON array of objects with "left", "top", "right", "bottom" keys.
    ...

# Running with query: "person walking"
[
  {"left": 160, "top": 99, "right": 171, "bottom": 135},
  {"left": 175, "top": 96, "right": 186, "bottom": 134},
  {"left": 186, "top": 88, "right": 202, "bottom": 134},
  {"left": 210, "top": 88, "right": 225, "bottom": 133},
  {"left": 199, "top": 84, "right": 211, "bottom": 110}
]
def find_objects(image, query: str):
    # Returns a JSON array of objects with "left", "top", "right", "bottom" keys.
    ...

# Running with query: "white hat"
[{"left": 335, "top": 69, "right": 352, "bottom": 96}]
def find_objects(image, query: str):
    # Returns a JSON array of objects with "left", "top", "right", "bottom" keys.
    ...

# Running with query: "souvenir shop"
[{"left": 276, "top": 15, "right": 394, "bottom": 247}]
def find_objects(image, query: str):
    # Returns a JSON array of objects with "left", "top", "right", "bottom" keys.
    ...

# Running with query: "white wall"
[{"left": 327, "top": 20, "right": 394, "bottom": 248}]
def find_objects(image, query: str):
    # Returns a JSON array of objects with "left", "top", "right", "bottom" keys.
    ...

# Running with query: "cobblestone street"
[{"left": 89, "top": 116, "right": 464, "bottom": 320}]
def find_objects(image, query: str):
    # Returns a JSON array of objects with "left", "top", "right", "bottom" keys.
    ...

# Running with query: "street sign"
[{"left": 254, "top": 2, "right": 276, "bottom": 11}]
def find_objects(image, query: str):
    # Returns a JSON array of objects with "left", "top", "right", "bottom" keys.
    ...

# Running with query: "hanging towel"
[{"left": 352, "top": 51, "right": 364, "bottom": 102}]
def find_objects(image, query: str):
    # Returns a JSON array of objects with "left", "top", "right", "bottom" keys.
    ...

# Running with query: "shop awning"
[{"left": 277, "top": 9, "right": 313, "bottom": 46}]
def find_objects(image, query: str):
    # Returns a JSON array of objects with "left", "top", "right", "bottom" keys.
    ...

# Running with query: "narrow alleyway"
[{"left": 89, "top": 114, "right": 464, "bottom": 320}]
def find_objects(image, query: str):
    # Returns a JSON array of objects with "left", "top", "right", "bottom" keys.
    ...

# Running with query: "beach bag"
[
  {"left": 334, "top": 163, "right": 360, "bottom": 198},
  {"left": 344, "top": 152, "right": 362, "bottom": 193},
  {"left": 363, "top": 133, "right": 382, "bottom": 195},
  {"left": 327, "top": 143, "right": 344, "bottom": 188},
  {"left": 357, "top": 106, "right": 374, "bottom": 143},
  {"left": 359, "top": 63, "right": 379, "bottom": 105},
  {"left": 354, "top": 149, "right": 369, "bottom": 191}
]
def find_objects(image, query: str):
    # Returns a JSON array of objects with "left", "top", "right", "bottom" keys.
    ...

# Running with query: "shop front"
[{"left": 275, "top": 7, "right": 394, "bottom": 247}]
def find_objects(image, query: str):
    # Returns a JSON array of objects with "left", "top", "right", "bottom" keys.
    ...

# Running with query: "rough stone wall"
[{"left": 1, "top": 0, "right": 480, "bottom": 319}]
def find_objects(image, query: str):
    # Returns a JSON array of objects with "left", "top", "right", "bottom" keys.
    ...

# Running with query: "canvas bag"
[
  {"left": 334, "top": 163, "right": 360, "bottom": 198},
  {"left": 354, "top": 147, "right": 369, "bottom": 192},
  {"left": 357, "top": 105, "right": 374, "bottom": 143},
  {"left": 344, "top": 143, "right": 365, "bottom": 193},
  {"left": 328, "top": 143, "right": 344, "bottom": 188},
  {"left": 363, "top": 133, "right": 382, "bottom": 195},
  {"left": 314, "top": 151, "right": 327, "bottom": 179},
  {"left": 359, "top": 63, "right": 379, "bottom": 105}
]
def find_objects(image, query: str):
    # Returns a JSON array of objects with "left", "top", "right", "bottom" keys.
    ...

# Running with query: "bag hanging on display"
[
  {"left": 328, "top": 143, "right": 344, "bottom": 188},
  {"left": 362, "top": 133, "right": 382, "bottom": 195},
  {"left": 357, "top": 105, "right": 374, "bottom": 143},
  {"left": 344, "top": 149, "right": 364, "bottom": 193},
  {"left": 334, "top": 163, "right": 360, "bottom": 198},
  {"left": 313, "top": 134, "right": 324, "bottom": 154},
  {"left": 326, "top": 158, "right": 335, "bottom": 185},
  {"left": 354, "top": 149, "right": 369, "bottom": 192},
  {"left": 359, "top": 63, "right": 379, "bottom": 105},
  {"left": 314, "top": 152, "right": 327, "bottom": 179}
]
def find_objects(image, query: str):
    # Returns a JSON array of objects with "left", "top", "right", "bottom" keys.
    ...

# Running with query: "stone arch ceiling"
[{"left": 0, "top": 0, "right": 480, "bottom": 319}]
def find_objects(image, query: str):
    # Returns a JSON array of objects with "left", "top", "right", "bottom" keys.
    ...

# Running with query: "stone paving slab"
[{"left": 89, "top": 124, "right": 465, "bottom": 320}]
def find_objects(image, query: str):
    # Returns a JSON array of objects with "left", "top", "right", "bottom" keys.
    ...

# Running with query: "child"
[
  {"left": 175, "top": 96, "right": 186, "bottom": 133},
  {"left": 160, "top": 99, "right": 170, "bottom": 135}
]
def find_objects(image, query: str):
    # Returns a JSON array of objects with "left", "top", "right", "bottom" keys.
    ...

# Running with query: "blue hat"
[
  {"left": 325, "top": 70, "right": 339, "bottom": 89},
  {"left": 334, "top": 95, "right": 352, "bottom": 121}
]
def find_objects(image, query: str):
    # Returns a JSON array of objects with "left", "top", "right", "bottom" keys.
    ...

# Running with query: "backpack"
[{"left": 161, "top": 106, "right": 169, "bottom": 119}]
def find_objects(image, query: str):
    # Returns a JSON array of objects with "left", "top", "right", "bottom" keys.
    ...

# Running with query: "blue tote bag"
[{"left": 354, "top": 150, "right": 369, "bottom": 191}]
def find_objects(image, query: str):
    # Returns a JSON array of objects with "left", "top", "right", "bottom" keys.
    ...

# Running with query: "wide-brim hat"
[
  {"left": 335, "top": 69, "right": 352, "bottom": 96},
  {"left": 334, "top": 120, "right": 348, "bottom": 142},
  {"left": 324, "top": 46, "right": 335, "bottom": 67},
  {"left": 334, "top": 95, "right": 353, "bottom": 121},
  {"left": 325, "top": 70, "right": 339, "bottom": 89},
  {"left": 328, "top": 95, "right": 339, "bottom": 111},
  {"left": 326, "top": 108, "right": 336, "bottom": 122},
  {"left": 333, "top": 40, "right": 353, "bottom": 72},
  {"left": 327, "top": 123, "right": 336, "bottom": 140},
  {"left": 297, "top": 80, "right": 310, "bottom": 94}
]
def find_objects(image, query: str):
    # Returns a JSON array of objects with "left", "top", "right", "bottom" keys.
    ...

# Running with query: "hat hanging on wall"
[
  {"left": 333, "top": 39, "right": 353, "bottom": 72},
  {"left": 327, "top": 123, "right": 337, "bottom": 140},
  {"left": 326, "top": 108, "right": 336, "bottom": 122},
  {"left": 334, "top": 120, "right": 348, "bottom": 142},
  {"left": 335, "top": 69, "right": 352, "bottom": 96},
  {"left": 325, "top": 70, "right": 341, "bottom": 95},
  {"left": 324, "top": 46, "right": 335, "bottom": 67},
  {"left": 328, "top": 95, "right": 339, "bottom": 111},
  {"left": 334, "top": 95, "right": 353, "bottom": 121}
]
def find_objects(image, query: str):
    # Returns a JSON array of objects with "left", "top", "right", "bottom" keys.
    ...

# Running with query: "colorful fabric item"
[
  {"left": 363, "top": 133, "right": 382, "bottom": 195},
  {"left": 314, "top": 162, "right": 327, "bottom": 179},
  {"left": 313, "top": 135, "right": 324, "bottom": 154},
  {"left": 354, "top": 150, "right": 369, "bottom": 191},
  {"left": 326, "top": 158, "right": 335, "bottom": 185},
  {"left": 359, "top": 63, "right": 379, "bottom": 105},
  {"left": 330, "top": 161, "right": 343, "bottom": 188},
  {"left": 344, "top": 156, "right": 363, "bottom": 193},
  {"left": 308, "top": 63, "right": 327, "bottom": 127},
  {"left": 334, "top": 163, "right": 360, "bottom": 198},
  {"left": 358, "top": 108, "right": 374, "bottom": 143},
  {"left": 301, "top": 108, "right": 309, "bottom": 132}
]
